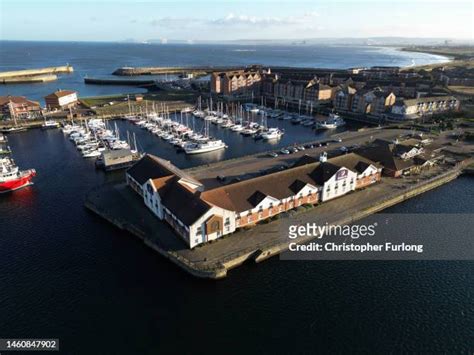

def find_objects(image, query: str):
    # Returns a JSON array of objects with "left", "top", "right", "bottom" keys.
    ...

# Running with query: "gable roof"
[
  {"left": 44, "top": 90, "right": 77, "bottom": 99},
  {"left": 158, "top": 177, "right": 212, "bottom": 225},
  {"left": 309, "top": 162, "right": 342, "bottom": 185},
  {"left": 127, "top": 154, "right": 202, "bottom": 187},
  {"left": 0, "top": 96, "right": 40, "bottom": 107},
  {"left": 127, "top": 154, "right": 174, "bottom": 185},
  {"left": 201, "top": 163, "right": 322, "bottom": 212},
  {"left": 354, "top": 140, "right": 416, "bottom": 172}
]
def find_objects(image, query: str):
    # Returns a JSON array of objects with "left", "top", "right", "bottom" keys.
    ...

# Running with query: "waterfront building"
[
  {"left": 126, "top": 152, "right": 381, "bottom": 248},
  {"left": 333, "top": 84, "right": 357, "bottom": 111},
  {"left": 355, "top": 139, "right": 442, "bottom": 177},
  {"left": 0, "top": 95, "right": 42, "bottom": 119},
  {"left": 211, "top": 68, "right": 267, "bottom": 96},
  {"left": 351, "top": 88, "right": 396, "bottom": 115},
  {"left": 270, "top": 77, "right": 333, "bottom": 105},
  {"left": 44, "top": 90, "right": 78, "bottom": 110},
  {"left": 390, "top": 95, "right": 460, "bottom": 119}
]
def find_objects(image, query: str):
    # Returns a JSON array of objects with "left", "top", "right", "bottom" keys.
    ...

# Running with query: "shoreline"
[{"left": 84, "top": 146, "right": 473, "bottom": 279}]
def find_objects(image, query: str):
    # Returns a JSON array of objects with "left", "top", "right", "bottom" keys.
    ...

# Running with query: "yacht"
[
  {"left": 231, "top": 124, "right": 244, "bottom": 132},
  {"left": 316, "top": 113, "right": 346, "bottom": 130},
  {"left": 184, "top": 139, "right": 227, "bottom": 154},
  {"left": 42, "top": 120, "right": 60, "bottom": 129},
  {"left": 241, "top": 127, "right": 258, "bottom": 136},
  {"left": 261, "top": 128, "right": 284, "bottom": 140}
]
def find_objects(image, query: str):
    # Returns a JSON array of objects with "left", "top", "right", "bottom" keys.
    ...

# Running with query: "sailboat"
[{"left": 184, "top": 119, "right": 226, "bottom": 154}]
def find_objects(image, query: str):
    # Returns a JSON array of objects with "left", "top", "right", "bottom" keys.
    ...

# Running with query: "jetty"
[
  {"left": 113, "top": 66, "right": 242, "bottom": 76},
  {"left": 0, "top": 65, "right": 74, "bottom": 84},
  {"left": 84, "top": 77, "right": 155, "bottom": 86}
]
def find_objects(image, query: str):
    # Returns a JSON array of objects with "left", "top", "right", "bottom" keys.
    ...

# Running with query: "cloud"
[
  {"left": 147, "top": 11, "right": 321, "bottom": 30},
  {"left": 211, "top": 11, "right": 320, "bottom": 27}
]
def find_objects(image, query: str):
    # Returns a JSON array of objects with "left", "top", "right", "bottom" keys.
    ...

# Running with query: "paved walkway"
[{"left": 187, "top": 127, "right": 411, "bottom": 189}]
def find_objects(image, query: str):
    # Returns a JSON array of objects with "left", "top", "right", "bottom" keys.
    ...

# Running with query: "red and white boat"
[{"left": 0, "top": 158, "right": 36, "bottom": 193}]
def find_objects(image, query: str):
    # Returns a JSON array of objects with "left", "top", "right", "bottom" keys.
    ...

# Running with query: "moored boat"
[{"left": 0, "top": 158, "right": 36, "bottom": 193}]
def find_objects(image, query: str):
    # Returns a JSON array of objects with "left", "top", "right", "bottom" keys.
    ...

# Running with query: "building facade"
[
  {"left": 0, "top": 95, "right": 42, "bottom": 119},
  {"left": 127, "top": 152, "right": 381, "bottom": 249},
  {"left": 391, "top": 95, "right": 460, "bottom": 119},
  {"left": 211, "top": 69, "right": 265, "bottom": 96},
  {"left": 44, "top": 90, "right": 78, "bottom": 109}
]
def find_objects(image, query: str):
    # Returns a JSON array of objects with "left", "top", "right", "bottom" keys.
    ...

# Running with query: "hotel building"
[{"left": 126, "top": 153, "right": 381, "bottom": 248}]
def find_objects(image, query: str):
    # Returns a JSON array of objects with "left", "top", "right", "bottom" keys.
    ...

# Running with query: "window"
[
  {"left": 225, "top": 217, "right": 230, "bottom": 226},
  {"left": 211, "top": 221, "right": 220, "bottom": 231},
  {"left": 196, "top": 226, "right": 202, "bottom": 236}
]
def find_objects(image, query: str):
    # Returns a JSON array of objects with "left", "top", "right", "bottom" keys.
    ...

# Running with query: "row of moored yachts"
[{"left": 62, "top": 119, "right": 137, "bottom": 159}]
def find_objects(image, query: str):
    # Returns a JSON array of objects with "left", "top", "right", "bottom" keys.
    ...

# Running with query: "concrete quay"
[
  {"left": 0, "top": 65, "right": 73, "bottom": 84},
  {"left": 85, "top": 156, "right": 471, "bottom": 279},
  {"left": 112, "top": 66, "right": 240, "bottom": 76}
]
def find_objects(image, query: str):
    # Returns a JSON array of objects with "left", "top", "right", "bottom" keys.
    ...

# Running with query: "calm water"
[
  {"left": 0, "top": 127, "right": 473, "bottom": 354},
  {"left": 0, "top": 41, "right": 449, "bottom": 102}
]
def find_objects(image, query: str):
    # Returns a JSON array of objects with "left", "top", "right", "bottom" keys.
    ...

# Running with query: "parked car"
[
  {"left": 267, "top": 152, "right": 279, "bottom": 158},
  {"left": 280, "top": 148, "right": 290, "bottom": 155},
  {"left": 296, "top": 145, "right": 305, "bottom": 151},
  {"left": 288, "top": 147, "right": 298, "bottom": 154}
]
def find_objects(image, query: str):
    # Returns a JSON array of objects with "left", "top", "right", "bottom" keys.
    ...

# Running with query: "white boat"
[
  {"left": 184, "top": 139, "right": 226, "bottom": 154},
  {"left": 181, "top": 107, "right": 194, "bottom": 113},
  {"left": 241, "top": 127, "right": 258, "bottom": 136},
  {"left": 231, "top": 124, "right": 244, "bottom": 132},
  {"left": 261, "top": 128, "right": 284, "bottom": 140},
  {"left": 193, "top": 110, "right": 205, "bottom": 118},
  {"left": 221, "top": 120, "right": 234, "bottom": 128},
  {"left": 316, "top": 113, "right": 346, "bottom": 130},
  {"left": 62, "top": 124, "right": 82, "bottom": 134},
  {"left": 82, "top": 149, "right": 101, "bottom": 158}
]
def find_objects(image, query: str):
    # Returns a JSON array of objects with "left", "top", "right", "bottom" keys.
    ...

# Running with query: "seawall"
[
  {"left": 84, "top": 77, "right": 155, "bottom": 86},
  {"left": 84, "top": 159, "right": 471, "bottom": 279},
  {"left": 0, "top": 65, "right": 74, "bottom": 79}
]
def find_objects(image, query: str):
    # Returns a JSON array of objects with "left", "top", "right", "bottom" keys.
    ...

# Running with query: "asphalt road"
[{"left": 187, "top": 127, "right": 412, "bottom": 189}]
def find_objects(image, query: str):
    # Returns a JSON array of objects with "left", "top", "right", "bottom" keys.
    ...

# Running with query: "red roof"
[
  {"left": 0, "top": 95, "right": 40, "bottom": 107},
  {"left": 44, "top": 90, "right": 77, "bottom": 99}
]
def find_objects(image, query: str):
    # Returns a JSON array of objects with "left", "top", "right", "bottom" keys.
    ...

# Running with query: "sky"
[{"left": 0, "top": 0, "right": 473, "bottom": 42}]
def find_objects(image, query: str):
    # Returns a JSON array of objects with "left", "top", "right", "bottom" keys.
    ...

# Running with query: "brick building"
[{"left": 0, "top": 95, "right": 42, "bottom": 119}]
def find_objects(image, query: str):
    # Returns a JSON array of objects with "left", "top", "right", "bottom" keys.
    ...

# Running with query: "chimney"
[{"left": 319, "top": 152, "right": 327, "bottom": 163}]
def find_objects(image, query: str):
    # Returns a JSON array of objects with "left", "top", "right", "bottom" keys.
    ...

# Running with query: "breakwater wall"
[
  {"left": 0, "top": 65, "right": 73, "bottom": 78},
  {"left": 0, "top": 65, "right": 73, "bottom": 84},
  {"left": 113, "top": 66, "right": 241, "bottom": 76},
  {"left": 1, "top": 74, "right": 58, "bottom": 84},
  {"left": 84, "top": 77, "right": 155, "bottom": 86}
]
